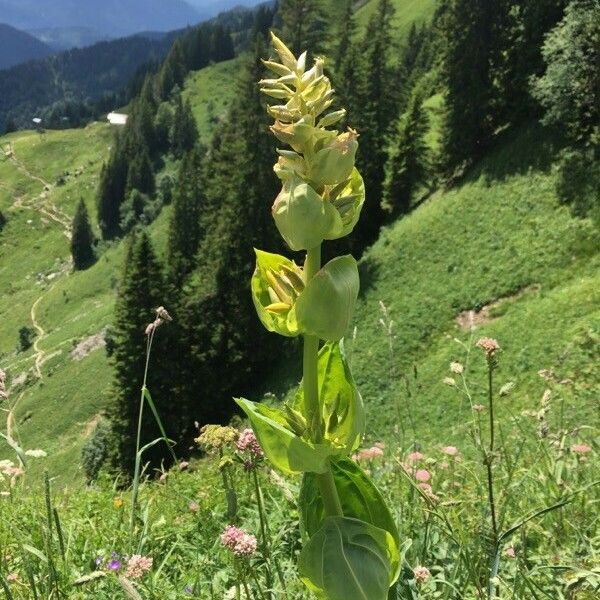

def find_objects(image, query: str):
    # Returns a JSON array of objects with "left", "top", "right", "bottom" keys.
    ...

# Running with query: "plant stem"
[
  {"left": 303, "top": 245, "right": 343, "bottom": 518},
  {"left": 130, "top": 329, "right": 154, "bottom": 537},
  {"left": 485, "top": 361, "right": 499, "bottom": 599},
  {"left": 252, "top": 470, "right": 274, "bottom": 598}
]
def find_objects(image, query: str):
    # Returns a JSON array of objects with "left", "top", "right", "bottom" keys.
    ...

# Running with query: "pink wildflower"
[
  {"left": 418, "top": 483, "right": 439, "bottom": 501},
  {"left": 188, "top": 501, "right": 199, "bottom": 513},
  {"left": 6, "top": 572, "right": 18, "bottom": 583},
  {"left": 179, "top": 461, "right": 190, "bottom": 471},
  {"left": 504, "top": 547, "right": 516, "bottom": 558},
  {"left": 476, "top": 337, "right": 500, "bottom": 356},
  {"left": 415, "top": 469, "right": 431, "bottom": 483},
  {"left": 413, "top": 565, "right": 431, "bottom": 584},
  {"left": 374, "top": 442, "right": 386, "bottom": 450},
  {"left": 353, "top": 446, "right": 384, "bottom": 462},
  {"left": 236, "top": 429, "right": 264, "bottom": 458},
  {"left": 472, "top": 404, "right": 485, "bottom": 412},
  {"left": 221, "top": 525, "right": 258, "bottom": 557},
  {"left": 442, "top": 446, "right": 459, "bottom": 457},
  {"left": 407, "top": 451, "right": 424, "bottom": 463},
  {"left": 125, "top": 555, "right": 153, "bottom": 579},
  {"left": 571, "top": 444, "right": 592, "bottom": 454}
]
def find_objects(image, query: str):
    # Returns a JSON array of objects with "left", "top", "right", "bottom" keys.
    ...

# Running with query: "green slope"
[
  {"left": 345, "top": 126, "right": 600, "bottom": 445},
  {"left": 0, "top": 54, "right": 243, "bottom": 483}
]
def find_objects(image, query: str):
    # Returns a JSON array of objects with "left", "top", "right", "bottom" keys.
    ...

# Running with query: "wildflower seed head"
[
  {"left": 125, "top": 555, "right": 153, "bottom": 579},
  {"left": 443, "top": 376, "right": 457, "bottom": 387},
  {"left": 413, "top": 565, "right": 431, "bottom": 584},
  {"left": 571, "top": 443, "right": 592, "bottom": 454},
  {"left": 195, "top": 424, "right": 238, "bottom": 451},
  {"left": 415, "top": 469, "right": 431, "bottom": 483},
  {"left": 499, "top": 381, "right": 515, "bottom": 396},
  {"left": 236, "top": 428, "right": 264, "bottom": 459},
  {"left": 407, "top": 451, "right": 424, "bottom": 463},
  {"left": 220, "top": 525, "right": 258, "bottom": 557},
  {"left": 155, "top": 306, "right": 172, "bottom": 321},
  {"left": 450, "top": 361, "right": 464, "bottom": 374},
  {"left": 476, "top": 337, "right": 500, "bottom": 366}
]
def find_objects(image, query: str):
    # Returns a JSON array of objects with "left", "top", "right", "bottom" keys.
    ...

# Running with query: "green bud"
[
  {"left": 262, "top": 59, "right": 292, "bottom": 77},
  {"left": 252, "top": 249, "right": 302, "bottom": 337},
  {"left": 317, "top": 109, "right": 346, "bottom": 129},
  {"left": 270, "top": 32, "right": 297, "bottom": 71},
  {"left": 272, "top": 178, "right": 340, "bottom": 251},
  {"left": 308, "top": 129, "right": 358, "bottom": 187},
  {"left": 285, "top": 404, "right": 308, "bottom": 437},
  {"left": 326, "top": 167, "right": 365, "bottom": 240}
]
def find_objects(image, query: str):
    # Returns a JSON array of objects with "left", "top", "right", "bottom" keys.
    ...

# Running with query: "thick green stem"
[{"left": 303, "top": 245, "right": 343, "bottom": 518}]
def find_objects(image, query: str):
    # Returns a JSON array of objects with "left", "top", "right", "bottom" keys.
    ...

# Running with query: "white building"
[{"left": 107, "top": 112, "right": 128, "bottom": 126}]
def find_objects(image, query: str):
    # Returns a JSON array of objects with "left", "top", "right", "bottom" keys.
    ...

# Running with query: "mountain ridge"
[{"left": 0, "top": 23, "right": 54, "bottom": 69}]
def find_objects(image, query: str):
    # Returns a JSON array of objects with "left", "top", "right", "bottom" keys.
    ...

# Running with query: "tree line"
[{"left": 78, "top": 0, "right": 598, "bottom": 478}]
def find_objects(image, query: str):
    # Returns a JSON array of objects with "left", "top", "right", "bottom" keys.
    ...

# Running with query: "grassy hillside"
[
  {"left": 347, "top": 126, "right": 599, "bottom": 447},
  {"left": 0, "top": 53, "right": 246, "bottom": 483}
]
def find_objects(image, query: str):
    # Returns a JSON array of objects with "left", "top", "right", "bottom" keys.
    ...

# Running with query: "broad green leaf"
[
  {"left": 272, "top": 178, "right": 341, "bottom": 251},
  {"left": 299, "top": 516, "right": 396, "bottom": 600},
  {"left": 295, "top": 341, "right": 365, "bottom": 453},
  {"left": 299, "top": 457, "right": 401, "bottom": 582},
  {"left": 235, "top": 398, "right": 336, "bottom": 475},
  {"left": 251, "top": 249, "right": 301, "bottom": 338},
  {"left": 295, "top": 256, "right": 359, "bottom": 341}
]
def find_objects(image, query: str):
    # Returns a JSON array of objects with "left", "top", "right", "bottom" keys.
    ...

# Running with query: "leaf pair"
[
  {"left": 252, "top": 250, "right": 359, "bottom": 341},
  {"left": 299, "top": 458, "right": 401, "bottom": 600},
  {"left": 235, "top": 342, "right": 364, "bottom": 474}
]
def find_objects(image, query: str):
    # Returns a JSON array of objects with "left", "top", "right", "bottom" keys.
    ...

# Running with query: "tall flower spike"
[{"left": 260, "top": 33, "right": 365, "bottom": 250}]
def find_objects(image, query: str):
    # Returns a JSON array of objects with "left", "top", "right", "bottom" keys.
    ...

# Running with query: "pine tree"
[
  {"left": 334, "top": 0, "right": 356, "bottom": 73},
  {"left": 97, "top": 134, "right": 128, "bottom": 239},
  {"left": 167, "top": 146, "right": 204, "bottom": 287},
  {"left": 441, "top": 0, "right": 502, "bottom": 174},
  {"left": 70, "top": 198, "right": 96, "bottom": 270},
  {"left": 278, "top": 0, "right": 327, "bottom": 56},
  {"left": 171, "top": 95, "right": 198, "bottom": 158},
  {"left": 125, "top": 144, "right": 155, "bottom": 196},
  {"left": 210, "top": 24, "right": 235, "bottom": 62},
  {"left": 109, "top": 233, "right": 173, "bottom": 475},
  {"left": 351, "top": 0, "right": 400, "bottom": 250},
  {"left": 382, "top": 90, "right": 430, "bottom": 218}
]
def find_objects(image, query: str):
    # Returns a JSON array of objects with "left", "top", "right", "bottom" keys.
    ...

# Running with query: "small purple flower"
[
  {"left": 184, "top": 585, "right": 194, "bottom": 594},
  {"left": 107, "top": 559, "right": 122, "bottom": 571}
]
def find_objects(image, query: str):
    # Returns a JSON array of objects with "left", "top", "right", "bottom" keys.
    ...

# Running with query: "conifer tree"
[
  {"left": 352, "top": 0, "right": 400, "bottom": 249},
  {"left": 210, "top": 24, "right": 235, "bottom": 62},
  {"left": 97, "top": 135, "right": 128, "bottom": 239},
  {"left": 382, "top": 90, "right": 430, "bottom": 218},
  {"left": 125, "top": 144, "right": 155, "bottom": 196},
  {"left": 278, "top": 0, "right": 327, "bottom": 56},
  {"left": 70, "top": 198, "right": 96, "bottom": 270},
  {"left": 334, "top": 0, "right": 356, "bottom": 73},
  {"left": 171, "top": 95, "right": 198, "bottom": 158},
  {"left": 441, "top": 0, "right": 501, "bottom": 173},
  {"left": 167, "top": 145, "right": 204, "bottom": 287},
  {"left": 109, "top": 232, "right": 173, "bottom": 475}
]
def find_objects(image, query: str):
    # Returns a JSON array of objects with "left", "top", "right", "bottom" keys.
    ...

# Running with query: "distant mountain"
[
  {"left": 28, "top": 27, "right": 113, "bottom": 51},
  {"left": 188, "top": 0, "right": 268, "bottom": 19},
  {"left": 0, "top": 0, "right": 201, "bottom": 37},
  {"left": 0, "top": 23, "right": 54, "bottom": 69}
]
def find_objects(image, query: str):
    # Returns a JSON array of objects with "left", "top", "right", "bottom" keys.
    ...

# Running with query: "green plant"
[{"left": 236, "top": 34, "right": 400, "bottom": 600}]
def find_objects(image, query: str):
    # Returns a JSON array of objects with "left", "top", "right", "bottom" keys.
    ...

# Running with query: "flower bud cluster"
[{"left": 260, "top": 34, "right": 365, "bottom": 251}]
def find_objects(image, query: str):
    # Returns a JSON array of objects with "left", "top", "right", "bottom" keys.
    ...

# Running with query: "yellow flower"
[{"left": 113, "top": 497, "right": 123, "bottom": 509}]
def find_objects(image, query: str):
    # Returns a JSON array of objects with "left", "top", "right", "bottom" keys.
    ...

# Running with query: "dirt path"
[
  {"left": 30, "top": 296, "right": 47, "bottom": 379},
  {"left": 5, "top": 144, "right": 72, "bottom": 239},
  {"left": 3, "top": 142, "right": 74, "bottom": 380}
]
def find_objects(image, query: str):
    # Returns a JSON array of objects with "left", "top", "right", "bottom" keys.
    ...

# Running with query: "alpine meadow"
[{"left": 0, "top": 1, "right": 598, "bottom": 599}]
